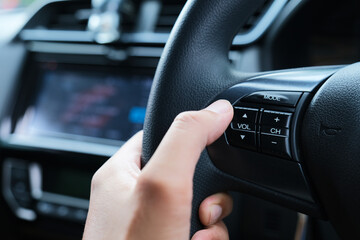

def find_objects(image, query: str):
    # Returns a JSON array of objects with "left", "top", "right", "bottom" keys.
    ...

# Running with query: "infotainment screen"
[{"left": 19, "top": 63, "right": 153, "bottom": 142}]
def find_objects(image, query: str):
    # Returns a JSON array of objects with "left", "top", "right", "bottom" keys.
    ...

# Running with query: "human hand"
[{"left": 83, "top": 100, "right": 234, "bottom": 240}]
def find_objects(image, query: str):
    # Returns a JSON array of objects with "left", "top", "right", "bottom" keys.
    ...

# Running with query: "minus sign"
[{"left": 271, "top": 141, "right": 278, "bottom": 145}]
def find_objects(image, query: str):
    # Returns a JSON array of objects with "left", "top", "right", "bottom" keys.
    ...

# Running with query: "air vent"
[
  {"left": 27, "top": 1, "right": 136, "bottom": 32},
  {"left": 239, "top": 0, "right": 274, "bottom": 34},
  {"left": 156, "top": 0, "right": 276, "bottom": 34},
  {"left": 47, "top": 6, "right": 90, "bottom": 31},
  {"left": 25, "top": 2, "right": 92, "bottom": 31},
  {"left": 155, "top": 0, "right": 186, "bottom": 33},
  {"left": 154, "top": 0, "right": 288, "bottom": 45},
  {"left": 19, "top": 0, "right": 287, "bottom": 45}
]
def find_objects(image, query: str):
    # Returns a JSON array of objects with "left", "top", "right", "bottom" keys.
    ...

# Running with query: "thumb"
[
  {"left": 133, "top": 100, "right": 233, "bottom": 240},
  {"left": 141, "top": 99, "right": 233, "bottom": 193}
]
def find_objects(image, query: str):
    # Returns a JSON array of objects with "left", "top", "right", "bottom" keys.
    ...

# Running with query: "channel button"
[
  {"left": 261, "top": 110, "right": 292, "bottom": 128},
  {"left": 261, "top": 134, "right": 291, "bottom": 159},
  {"left": 261, "top": 126, "right": 289, "bottom": 136}
]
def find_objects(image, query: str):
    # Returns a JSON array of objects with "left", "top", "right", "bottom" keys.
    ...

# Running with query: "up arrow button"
[{"left": 233, "top": 107, "right": 258, "bottom": 123}]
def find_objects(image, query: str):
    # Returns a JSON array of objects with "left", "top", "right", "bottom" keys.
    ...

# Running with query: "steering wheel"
[{"left": 142, "top": 0, "right": 360, "bottom": 238}]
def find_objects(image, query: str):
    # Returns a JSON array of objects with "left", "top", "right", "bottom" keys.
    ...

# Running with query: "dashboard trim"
[
  {"left": 40, "top": 192, "right": 89, "bottom": 209},
  {"left": 3, "top": 134, "right": 121, "bottom": 157}
]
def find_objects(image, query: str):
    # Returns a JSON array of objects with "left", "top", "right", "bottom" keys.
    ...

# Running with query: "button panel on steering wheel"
[
  {"left": 225, "top": 91, "right": 302, "bottom": 160},
  {"left": 206, "top": 68, "right": 339, "bottom": 207}
]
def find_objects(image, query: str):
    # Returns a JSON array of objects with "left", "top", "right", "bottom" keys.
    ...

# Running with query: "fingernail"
[
  {"left": 209, "top": 205, "right": 222, "bottom": 225},
  {"left": 205, "top": 100, "right": 231, "bottom": 114}
]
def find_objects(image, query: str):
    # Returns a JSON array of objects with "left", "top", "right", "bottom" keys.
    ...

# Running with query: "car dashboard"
[{"left": 0, "top": 0, "right": 358, "bottom": 239}]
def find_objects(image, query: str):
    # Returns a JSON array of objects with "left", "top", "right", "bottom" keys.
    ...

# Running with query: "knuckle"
[
  {"left": 90, "top": 165, "right": 114, "bottom": 191},
  {"left": 90, "top": 169, "right": 103, "bottom": 191},
  {"left": 136, "top": 174, "right": 192, "bottom": 203},
  {"left": 137, "top": 175, "right": 168, "bottom": 195}
]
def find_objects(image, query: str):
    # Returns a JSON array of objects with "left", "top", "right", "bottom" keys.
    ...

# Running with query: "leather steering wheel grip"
[
  {"left": 142, "top": 0, "right": 269, "bottom": 237},
  {"left": 142, "top": 0, "right": 267, "bottom": 160}
]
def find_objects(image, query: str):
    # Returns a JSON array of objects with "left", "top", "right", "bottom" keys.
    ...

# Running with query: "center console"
[
  {"left": 0, "top": 43, "right": 157, "bottom": 228},
  {"left": 3, "top": 158, "right": 91, "bottom": 222}
]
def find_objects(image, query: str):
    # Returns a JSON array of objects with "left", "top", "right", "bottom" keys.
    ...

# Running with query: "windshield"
[
  {"left": 0, "top": 0, "right": 41, "bottom": 45},
  {"left": 0, "top": 0, "right": 37, "bottom": 10}
]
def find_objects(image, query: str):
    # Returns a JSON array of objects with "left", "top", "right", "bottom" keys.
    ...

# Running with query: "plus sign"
[{"left": 274, "top": 117, "right": 280, "bottom": 123}]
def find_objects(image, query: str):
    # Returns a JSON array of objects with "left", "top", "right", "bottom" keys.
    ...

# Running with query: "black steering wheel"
[{"left": 142, "top": 0, "right": 360, "bottom": 239}]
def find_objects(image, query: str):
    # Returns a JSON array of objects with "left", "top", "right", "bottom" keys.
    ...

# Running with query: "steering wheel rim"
[
  {"left": 143, "top": 0, "right": 263, "bottom": 160},
  {"left": 142, "top": 0, "right": 360, "bottom": 238},
  {"left": 142, "top": 0, "right": 297, "bottom": 236},
  {"left": 142, "top": 0, "right": 264, "bottom": 234}
]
